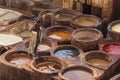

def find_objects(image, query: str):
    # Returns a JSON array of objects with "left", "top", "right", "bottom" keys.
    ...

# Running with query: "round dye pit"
[
  {"left": 85, "top": 51, "right": 111, "bottom": 66},
  {"left": 73, "top": 15, "right": 101, "bottom": 27},
  {"left": 55, "top": 46, "right": 79, "bottom": 59},
  {"left": 72, "top": 28, "right": 102, "bottom": 51},
  {"left": 36, "top": 61, "right": 61, "bottom": 73},
  {"left": 6, "top": 51, "right": 32, "bottom": 65},
  {"left": 31, "top": 56, "right": 64, "bottom": 74},
  {"left": 60, "top": 66, "right": 94, "bottom": 80},
  {"left": 103, "top": 43, "right": 120, "bottom": 55},
  {"left": 73, "top": 29, "right": 100, "bottom": 42}
]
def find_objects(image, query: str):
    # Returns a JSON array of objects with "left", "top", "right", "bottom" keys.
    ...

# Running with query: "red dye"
[{"left": 103, "top": 44, "right": 120, "bottom": 55}]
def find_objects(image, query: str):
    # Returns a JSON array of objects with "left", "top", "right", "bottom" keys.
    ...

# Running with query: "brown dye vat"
[
  {"left": 5, "top": 51, "right": 32, "bottom": 66},
  {"left": 110, "top": 74, "right": 120, "bottom": 80},
  {"left": 59, "top": 65, "right": 105, "bottom": 80},
  {"left": 38, "top": 10, "right": 55, "bottom": 28},
  {"left": 70, "top": 14, "right": 102, "bottom": 31},
  {"left": 0, "top": 49, "right": 61, "bottom": 80},
  {"left": 71, "top": 28, "right": 103, "bottom": 52},
  {"left": 85, "top": 51, "right": 111, "bottom": 67},
  {"left": 84, "top": 51, "right": 120, "bottom": 79},
  {"left": 0, "top": 50, "right": 35, "bottom": 80},
  {"left": 54, "top": 8, "right": 80, "bottom": 26},
  {"left": 45, "top": 26, "right": 73, "bottom": 45},
  {"left": 31, "top": 56, "right": 66, "bottom": 75},
  {"left": 3, "top": 20, "right": 34, "bottom": 39},
  {"left": 108, "top": 20, "right": 120, "bottom": 42}
]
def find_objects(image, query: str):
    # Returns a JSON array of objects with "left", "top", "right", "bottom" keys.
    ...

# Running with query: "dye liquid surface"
[
  {"left": 10, "top": 57, "right": 31, "bottom": 65},
  {"left": 36, "top": 62, "right": 61, "bottom": 73},
  {"left": 78, "top": 36, "right": 94, "bottom": 41},
  {"left": 74, "top": 32, "right": 97, "bottom": 41},
  {"left": 63, "top": 69, "right": 93, "bottom": 80},
  {"left": 56, "top": 14, "right": 74, "bottom": 21},
  {"left": 55, "top": 48, "right": 79, "bottom": 59},
  {"left": 87, "top": 58, "right": 110, "bottom": 66},
  {"left": 112, "top": 23, "right": 120, "bottom": 33},
  {"left": 103, "top": 44, "right": 120, "bottom": 55},
  {"left": 37, "top": 44, "right": 51, "bottom": 51},
  {"left": 48, "top": 31, "right": 71, "bottom": 40},
  {"left": 74, "top": 17, "right": 99, "bottom": 27}
]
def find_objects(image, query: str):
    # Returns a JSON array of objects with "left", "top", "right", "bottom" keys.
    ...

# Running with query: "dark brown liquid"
[
  {"left": 63, "top": 69, "right": 93, "bottom": 80},
  {"left": 36, "top": 62, "right": 61, "bottom": 73}
]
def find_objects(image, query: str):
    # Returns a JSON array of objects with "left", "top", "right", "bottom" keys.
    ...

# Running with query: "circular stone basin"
[
  {"left": 103, "top": 43, "right": 120, "bottom": 55},
  {"left": 37, "top": 41, "right": 51, "bottom": 52},
  {"left": 55, "top": 14, "right": 74, "bottom": 21},
  {"left": 6, "top": 51, "right": 32, "bottom": 65},
  {"left": 85, "top": 51, "right": 111, "bottom": 66},
  {"left": 46, "top": 26, "right": 71, "bottom": 40},
  {"left": 55, "top": 46, "right": 79, "bottom": 59},
  {"left": 73, "top": 15, "right": 101, "bottom": 27},
  {"left": 60, "top": 66, "right": 94, "bottom": 80},
  {"left": 31, "top": 56, "right": 63, "bottom": 74},
  {"left": 0, "top": 34, "right": 23, "bottom": 46},
  {"left": 72, "top": 28, "right": 101, "bottom": 42}
]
